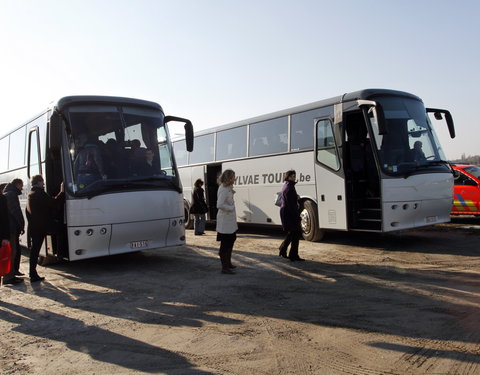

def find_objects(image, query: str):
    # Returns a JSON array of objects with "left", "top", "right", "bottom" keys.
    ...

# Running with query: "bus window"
[
  {"left": 291, "top": 108, "right": 330, "bottom": 151},
  {"left": 216, "top": 126, "right": 247, "bottom": 161},
  {"left": 189, "top": 134, "right": 214, "bottom": 164},
  {"left": 0, "top": 136, "right": 8, "bottom": 172},
  {"left": 28, "top": 128, "right": 41, "bottom": 176},
  {"left": 316, "top": 119, "right": 340, "bottom": 170},
  {"left": 8, "top": 126, "right": 26, "bottom": 170},
  {"left": 26, "top": 113, "right": 48, "bottom": 162},
  {"left": 174, "top": 140, "right": 188, "bottom": 166},
  {"left": 157, "top": 126, "right": 174, "bottom": 176},
  {"left": 249, "top": 116, "right": 288, "bottom": 156},
  {"left": 66, "top": 104, "right": 178, "bottom": 193}
]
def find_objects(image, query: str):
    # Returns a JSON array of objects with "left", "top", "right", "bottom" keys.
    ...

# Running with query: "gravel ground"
[{"left": 1, "top": 218, "right": 479, "bottom": 375}]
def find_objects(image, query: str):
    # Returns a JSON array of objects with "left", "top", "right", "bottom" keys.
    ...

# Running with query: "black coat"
[
  {"left": 0, "top": 195, "right": 10, "bottom": 241},
  {"left": 190, "top": 186, "right": 208, "bottom": 214},
  {"left": 280, "top": 180, "right": 300, "bottom": 232},
  {"left": 26, "top": 187, "right": 64, "bottom": 237},
  {"left": 3, "top": 183, "right": 24, "bottom": 234}
]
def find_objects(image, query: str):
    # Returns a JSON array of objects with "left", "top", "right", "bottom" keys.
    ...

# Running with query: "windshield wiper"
[
  {"left": 81, "top": 179, "right": 180, "bottom": 199},
  {"left": 403, "top": 160, "right": 450, "bottom": 178},
  {"left": 427, "top": 160, "right": 449, "bottom": 166}
]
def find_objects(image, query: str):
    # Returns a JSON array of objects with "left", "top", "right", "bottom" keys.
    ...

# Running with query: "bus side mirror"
[
  {"left": 165, "top": 116, "right": 194, "bottom": 152},
  {"left": 427, "top": 108, "right": 455, "bottom": 139},
  {"left": 49, "top": 112, "right": 62, "bottom": 150},
  {"left": 184, "top": 120, "right": 194, "bottom": 152}
]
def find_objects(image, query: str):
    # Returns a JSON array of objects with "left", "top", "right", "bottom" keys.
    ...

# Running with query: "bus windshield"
[
  {"left": 64, "top": 104, "right": 180, "bottom": 197},
  {"left": 368, "top": 96, "right": 448, "bottom": 175}
]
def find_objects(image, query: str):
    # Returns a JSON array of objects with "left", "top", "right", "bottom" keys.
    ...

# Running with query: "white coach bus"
[
  {"left": 174, "top": 88, "right": 455, "bottom": 241},
  {"left": 0, "top": 96, "right": 193, "bottom": 262}
]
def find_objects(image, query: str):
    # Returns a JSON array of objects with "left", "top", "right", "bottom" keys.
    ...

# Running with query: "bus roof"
[
  {"left": 1, "top": 95, "right": 165, "bottom": 139},
  {"left": 55, "top": 95, "right": 163, "bottom": 112},
  {"left": 179, "top": 88, "right": 421, "bottom": 139}
]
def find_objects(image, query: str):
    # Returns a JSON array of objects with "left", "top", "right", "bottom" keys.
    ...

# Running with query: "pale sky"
[{"left": 1, "top": 0, "right": 478, "bottom": 159}]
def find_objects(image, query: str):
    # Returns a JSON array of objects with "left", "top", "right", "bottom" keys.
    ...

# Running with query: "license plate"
[
  {"left": 130, "top": 240, "right": 149, "bottom": 249},
  {"left": 426, "top": 216, "right": 437, "bottom": 223}
]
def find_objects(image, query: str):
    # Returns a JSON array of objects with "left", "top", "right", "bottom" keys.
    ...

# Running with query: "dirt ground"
[{"left": 1, "top": 218, "right": 480, "bottom": 375}]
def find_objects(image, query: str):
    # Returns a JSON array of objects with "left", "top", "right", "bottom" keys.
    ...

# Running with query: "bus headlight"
[{"left": 86, "top": 229, "right": 94, "bottom": 236}]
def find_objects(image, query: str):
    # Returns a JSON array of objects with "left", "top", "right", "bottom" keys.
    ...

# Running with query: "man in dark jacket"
[
  {"left": 3, "top": 179, "right": 25, "bottom": 284},
  {"left": 26, "top": 175, "right": 64, "bottom": 282}
]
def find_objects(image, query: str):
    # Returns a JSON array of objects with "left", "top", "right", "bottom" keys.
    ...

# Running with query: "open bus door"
[
  {"left": 206, "top": 164, "right": 222, "bottom": 220},
  {"left": 313, "top": 113, "right": 348, "bottom": 231}
]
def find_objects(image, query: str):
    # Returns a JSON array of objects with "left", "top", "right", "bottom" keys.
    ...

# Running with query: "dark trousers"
[
  {"left": 279, "top": 229, "right": 301, "bottom": 259},
  {"left": 30, "top": 234, "right": 45, "bottom": 277},
  {"left": 13, "top": 235, "right": 21, "bottom": 273},
  {"left": 218, "top": 234, "right": 236, "bottom": 270}
]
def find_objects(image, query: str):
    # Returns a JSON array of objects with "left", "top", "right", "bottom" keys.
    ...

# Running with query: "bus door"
[
  {"left": 314, "top": 117, "right": 347, "bottom": 230},
  {"left": 206, "top": 164, "right": 222, "bottom": 220},
  {"left": 343, "top": 109, "right": 382, "bottom": 231}
]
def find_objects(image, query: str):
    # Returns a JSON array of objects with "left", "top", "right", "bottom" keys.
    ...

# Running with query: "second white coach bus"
[
  {"left": 174, "top": 89, "right": 455, "bottom": 241},
  {"left": 0, "top": 96, "right": 193, "bottom": 262}
]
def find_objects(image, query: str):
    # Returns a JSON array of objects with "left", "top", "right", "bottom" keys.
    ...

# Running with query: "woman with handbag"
[
  {"left": 191, "top": 179, "right": 208, "bottom": 235},
  {"left": 279, "top": 170, "right": 305, "bottom": 261}
]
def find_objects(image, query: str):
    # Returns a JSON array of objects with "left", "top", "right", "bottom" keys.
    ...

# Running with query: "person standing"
[
  {"left": 216, "top": 169, "right": 238, "bottom": 274},
  {"left": 190, "top": 178, "right": 208, "bottom": 235},
  {"left": 26, "top": 175, "right": 65, "bottom": 282},
  {"left": 278, "top": 170, "right": 305, "bottom": 261},
  {"left": 3, "top": 179, "right": 25, "bottom": 281}
]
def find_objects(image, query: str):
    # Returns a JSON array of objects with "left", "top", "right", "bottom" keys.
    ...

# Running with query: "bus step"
[
  {"left": 350, "top": 228, "right": 382, "bottom": 233},
  {"left": 361, "top": 198, "right": 381, "bottom": 209},
  {"left": 356, "top": 209, "right": 381, "bottom": 220},
  {"left": 354, "top": 220, "right": 382, "bottom": 231}
]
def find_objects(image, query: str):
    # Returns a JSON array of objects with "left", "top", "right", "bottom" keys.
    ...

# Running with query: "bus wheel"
[
  {"left": 184, "top": 202, "right": 193, "bottom": 229},
  {"left": 300, "top": 200, "right": 324, "bottom": 242}
]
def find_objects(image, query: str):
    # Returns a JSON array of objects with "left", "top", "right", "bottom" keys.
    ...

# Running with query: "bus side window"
[
  {"left": 316, "top": 119, "right": 340, "bottom": 170},
  {"left": 249, "top": 116, "right": 288, "bottom": 156},
  {"left": 0, "top": 136, "right": 8, "bottom": 173}
]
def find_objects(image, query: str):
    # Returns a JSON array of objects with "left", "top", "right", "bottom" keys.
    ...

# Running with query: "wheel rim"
[{"left": 300, "top": 208, "right": 311, "bottom": 235}]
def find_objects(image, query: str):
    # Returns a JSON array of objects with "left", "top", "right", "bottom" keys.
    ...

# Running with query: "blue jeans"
[{"left": 194, "top": 214, "right": 206, "bottom": 234}]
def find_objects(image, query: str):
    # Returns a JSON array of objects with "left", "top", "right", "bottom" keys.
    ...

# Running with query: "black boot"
[{"left": 219, "top": 251, "right": 235, "bottom": 274}]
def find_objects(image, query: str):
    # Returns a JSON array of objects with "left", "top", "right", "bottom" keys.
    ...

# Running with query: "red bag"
[{"left": 0, "top": 242, "right": 12, "bottom": 277}]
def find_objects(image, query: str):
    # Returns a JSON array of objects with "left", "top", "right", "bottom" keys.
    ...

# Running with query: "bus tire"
[
  {"left": 184, "top": 201, "right": 193, "bottom": 229},
  {"left": 300, "top": 200, "right": 324, "bottom": 242}
]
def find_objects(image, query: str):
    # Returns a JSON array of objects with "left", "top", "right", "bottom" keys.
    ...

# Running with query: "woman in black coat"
[
  {"left": 278, "top": 170, "right": 304, "bottom": 261},
  {"left": 190, "top": 178, "right": 208, "bottom": 235}
]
